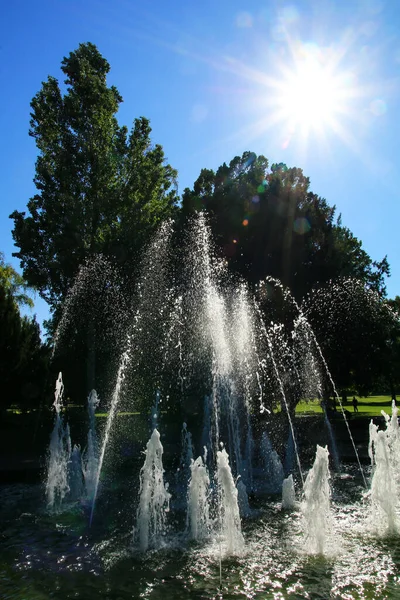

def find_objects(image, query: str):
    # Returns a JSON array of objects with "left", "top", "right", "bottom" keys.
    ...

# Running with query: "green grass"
[
  {"left": 7, "top": 397, "right": 396, "bottom": 420},
  {"left": 94, "top": 399, "right": 395, "bottom": 419},
  {"left": 295, "top": 395, "right": 395, "bottom": 418},
  {"left": 95, "top": 411, "right": 141, "bottom": 418}
]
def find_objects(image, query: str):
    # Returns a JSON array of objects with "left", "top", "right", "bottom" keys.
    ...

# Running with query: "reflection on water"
[{"left": 1, "top": 476, "right": 400, "bottom": 599}]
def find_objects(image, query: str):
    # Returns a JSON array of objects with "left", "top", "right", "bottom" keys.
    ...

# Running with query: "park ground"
[{"left": 295, "top": 395, "right": 395, "bottom": 418}]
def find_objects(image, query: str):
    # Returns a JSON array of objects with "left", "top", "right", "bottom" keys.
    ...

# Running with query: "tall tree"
[
  {"left": 10, "top": 43, "right": 177, "bottom": 392},
  {"left": 11, "top": 43, "right": 177, "bottom": 312}
]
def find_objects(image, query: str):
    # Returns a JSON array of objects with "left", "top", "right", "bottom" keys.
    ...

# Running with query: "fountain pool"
[
  {"left": 2, "top": 466, "right": 400, "bottom": 599},
  {"left": 2, "top": 215, "right": 400, "bottom": 599}
]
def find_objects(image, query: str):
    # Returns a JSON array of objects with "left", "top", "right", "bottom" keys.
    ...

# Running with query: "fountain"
[
  {"left": 135, "top": 429, "right": 171, "bottom": 552},
  {"left": 45, "top": 373, "right": 71, "bottom": 510},
  {"left": 368, "top": 402, "right": 400, "bottom": 534},
  {"left": 3, "top": 214, "right": 400, "bottom": 598},
  {"left": 187, "top": 454, "right": 211, "bottom": 541},
  {"left": 301, "top": 445, "right": 332, "bottom": 554},
  {"left": 216, "top": 447, "right": 245, "bottom": 555}
]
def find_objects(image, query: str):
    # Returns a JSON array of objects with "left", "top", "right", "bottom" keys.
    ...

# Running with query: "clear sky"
[{"left": 1, "top": 0, "right": 399, "bottom": 331}]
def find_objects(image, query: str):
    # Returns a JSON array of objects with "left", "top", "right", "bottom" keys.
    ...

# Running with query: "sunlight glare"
[{"left": 277, "top": 57, "right": 343, "bottom": 132}]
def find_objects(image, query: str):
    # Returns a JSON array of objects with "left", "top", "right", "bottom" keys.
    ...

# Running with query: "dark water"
[{"left": 1, "top": 475, "right": 400, "bottom": 600}]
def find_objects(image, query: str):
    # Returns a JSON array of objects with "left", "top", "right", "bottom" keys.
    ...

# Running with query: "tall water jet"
[
  {"left": 257, "top": 276, "right": 366, "bottom": 486},
  {"left": 184, "top": 214, "right": 239, "bottom": 470},
  {"left": 46, "top": 373, "right": 71, "bottom": 510},
  {"left": 284, "top": 427, "right": 296, "bottom": 478},
  {"left": 300, "top": 278, "right": 392, "bottom": 488},
  {"left": 368, "top": 405, "right": 399, "bottom": 534},
  {"left": 83, "top": 389, "right": 100, "bottom": 502},
  {"left": 207, "top": 283, "right": 236, "bottom": 466},
  {"left": 187, "top": 455, "right": 211, "bottom": 541},
  {"left": 90, "top": 221, "right": 173, "bottom": 524},
  {"left": 89, "top": 346, "right": 131, "bottom": 525},
  {"left": 301, "top": 445, "right": 331, "bottom": 554},
  {"left": 231, "top": 284, "right": 258, "bottom": 489},
  {"left": 216, "top": 447, "right": 244, "bottom": 555},
  {"left": 135, "top": 429, "right": 171, "bottom": 552},
  {"left": 253, "top": 298, "right": 304, "bottom": 486},
  {"left": 295, "top": 312, "right": 365, "bottom": 485}
]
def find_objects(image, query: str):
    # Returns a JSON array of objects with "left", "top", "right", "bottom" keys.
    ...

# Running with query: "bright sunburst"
[
  {"left": 276, "top": 57, "right": 346, "bottom": 132},
  {"left": 226, "top": 40, "right": 361, "bottom": 153},
  {"left": 268, "top": 44, "right": 356, "bottom": 147}
]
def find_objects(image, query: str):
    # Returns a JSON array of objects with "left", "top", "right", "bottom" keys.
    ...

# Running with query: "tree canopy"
[
  {"left": 181, "top": 152, "right": 389, "bottom": 299},
  {"left": 10, "top": 42, "right": 178, "bottom": 314}
]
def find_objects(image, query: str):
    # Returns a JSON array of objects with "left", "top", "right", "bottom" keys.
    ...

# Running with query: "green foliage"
[
  {"left": 0, "top": 281, "right": 49, "bottom": 411},
  {"left": 10, "top": 43, "right": 178, "bottom": 313},
  {"left": 182, "top": 151, "right": 388, "bottom": 299},
  {"left": 0, "top": 252, "right": 34, "bottom": 309},
  {"left": 303, "top": 279, "right": 399, "bottom": 395},
  {"left": 384, "top": 296, "right": 400, "bottom": 395}
]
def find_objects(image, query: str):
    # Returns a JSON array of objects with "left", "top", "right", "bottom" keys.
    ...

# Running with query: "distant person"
[{"left": 352, "top": 396, "right": 358, "bottom": 413}]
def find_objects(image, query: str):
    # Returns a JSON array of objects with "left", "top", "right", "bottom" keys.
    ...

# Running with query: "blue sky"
[{"left": 1, "top": 0, "right": 400, "bottom": 330}]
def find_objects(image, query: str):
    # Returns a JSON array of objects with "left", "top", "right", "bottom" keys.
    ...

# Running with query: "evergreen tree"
[
  {"left": 10, "top": 43, "right": 177, "bottom": 393},
  {"left": 10, "top": 43, "right": 177, "bottom": 312}
]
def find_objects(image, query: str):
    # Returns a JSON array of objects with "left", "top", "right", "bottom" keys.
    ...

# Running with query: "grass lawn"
[
  {"left": 295, "top": 395, "right": 395, "bottom": 418},
  {"left": 95, "top": 411, "right": 141, "bottom": 418},
  {"left": 92, "top": 399, "right": 396, "bottom": 420}
]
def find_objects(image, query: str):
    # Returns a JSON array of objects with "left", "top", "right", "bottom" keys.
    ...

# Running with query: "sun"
[
  {"left": 271, "top": 48, "right": 353, "bottom": 142},
  {"left": 228, "top": 41, "right": 359, "bottom": 152},
  {"left": 277, "top": 59, "right": 344, "bottom": 132}
]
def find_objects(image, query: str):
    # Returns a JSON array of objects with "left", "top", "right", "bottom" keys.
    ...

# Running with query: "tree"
[
  {"left": 11, "top": 43, "right": 177, "bottom": 312},
  {"left": 0, "top": 270, "right": 49, "bottom": 411},
  {"left": 182, "top": 152, "right": 389, "bottom": 299},
  {"left": 302, "top": 279, "right": 397, "bottom": 396},
  {"left": 384, "top": 296, "right": 400, "bottom": 398},
  {"left": 10, "top": 43, "right": 178, "bottom": 393},
  {"left": 0, "top": 252, "right": 33, "bottom": 309}
]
